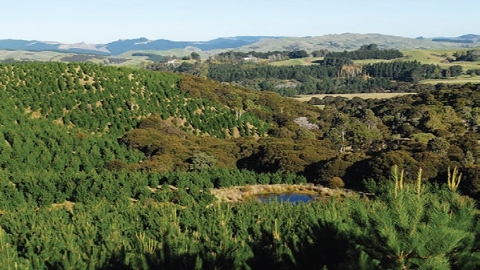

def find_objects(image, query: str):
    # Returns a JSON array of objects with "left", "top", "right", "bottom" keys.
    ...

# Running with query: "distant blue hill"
[
  {"left": 0, "top": 39, "right": 110, "bottom": 55},
  {"left": 432, "top": 34, "right": 480, "bottom": 43},
  {"left": 104, "top": 36, "right": 278, "bottom": 55},
  {"left": 459, "top": 34, "right": 480, "bottom": 40},
  {"left": 0, "top": 36, "right": 279, "bottom": 55},
  {"left": 0, "top": 39, "right": 59, "bottom": 51},
  {"left": 0, "top": 34, "right": 478, "bottom": 56}
]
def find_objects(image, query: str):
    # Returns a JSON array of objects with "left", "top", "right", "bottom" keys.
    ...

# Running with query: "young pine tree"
[{"left": 348, "top": 166, "right": 478, "bottom": 269}]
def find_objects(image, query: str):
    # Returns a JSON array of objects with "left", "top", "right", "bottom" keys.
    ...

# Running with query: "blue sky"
[{"left": 2, "top": 0, "right": 479, "bottom": 43}]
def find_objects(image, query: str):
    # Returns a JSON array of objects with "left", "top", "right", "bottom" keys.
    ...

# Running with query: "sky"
[{"left": 2, "top": 0, "right": 479, "bottom": 44}]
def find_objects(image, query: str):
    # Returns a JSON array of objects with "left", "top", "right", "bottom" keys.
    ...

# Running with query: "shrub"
[
  {"left": 187, "top": 152, "right": 217, "bottom": 172},
  {"left": 328, "top": 176, "right": 345, "bottom": 189}
]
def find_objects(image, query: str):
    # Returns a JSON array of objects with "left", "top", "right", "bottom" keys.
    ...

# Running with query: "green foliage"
[
  {"left": 447, "top": 166, "right": 462, "bottom": 192},
  {"left": 0, "top": 169, "right": 477, "bottom": 269},
  {"left": 0, "top": 60, "right": 479, "bottom": 269},
  {"left": 428, "top": 137, "right": 450, "bottom": 155},
  {"left": 313, "top": 153, "right": 367, "bottom": 187},
  {"left": 0, "top": 226, "right": 30, "bottom": 269},
  {"left": 187, "top": 152, "right": 217, "bottom": 172},
  {"left": 352, "top": 171, "right": 478, "bottom": 269},
  {"left": 368, "top": 150, "right": 419, "bottom": 183},
  {"left": 325, "top": 44, "right": 403, "bottom": 60},
  {"left": 453, "top": 49, "right": 480, "bottom": 62},
  {"left": 0, "top": 62, "right": 272, "bottom": 140},
  {"left": 411, "top": 132, "right": 436, "bottom": 144}
]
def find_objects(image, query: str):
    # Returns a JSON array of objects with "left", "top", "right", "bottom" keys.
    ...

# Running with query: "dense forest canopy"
[{"left": 0, "top": 61, "right": 478, "bottom": 269}]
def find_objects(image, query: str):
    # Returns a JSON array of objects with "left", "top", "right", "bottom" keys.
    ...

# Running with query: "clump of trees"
[
  {"left": 323, "top": 43, "right": 403, "bottom": 60},
  {"left": 213, "top": 50, "right": 293, "bottom": 63},
  {"left": 453, "top": 49, "right": 479, "bottom": 62}
]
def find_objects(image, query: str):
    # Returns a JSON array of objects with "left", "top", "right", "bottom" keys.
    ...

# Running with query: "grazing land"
[
  {"left": 401, "top": 48, "right": 480, "bottom": 69},
  {"left": 421, "top": 74, "right": 480, "bottom": 84},
  {"left": 270, "top": 57, "right": 324, "bottom": 66}
]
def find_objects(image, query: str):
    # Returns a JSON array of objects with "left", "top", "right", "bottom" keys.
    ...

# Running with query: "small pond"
[{"left": 256, "top": 193, "right": 318, "bottom": 203}]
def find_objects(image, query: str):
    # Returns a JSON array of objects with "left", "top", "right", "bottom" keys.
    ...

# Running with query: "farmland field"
[
  {"left": 270, "top": 57, "right": 323, "bottom": 66},
  {"left": 401, "top": 48, "right": 480, "bottom": 69},
  {"left": 421, "top": 75, "right": 480, "bottom": 84},
  {"left": 353, "top": 59, "right": 395, "bottom": 64}
]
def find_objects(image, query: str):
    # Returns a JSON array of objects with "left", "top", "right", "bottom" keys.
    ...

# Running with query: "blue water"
[{"left": 257, "top": 193, "right": 317, "bottom": 204}]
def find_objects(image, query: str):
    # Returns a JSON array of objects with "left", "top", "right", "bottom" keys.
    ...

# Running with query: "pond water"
[{"left": 256, "top": 193, "right": 317, "bottom": 204}]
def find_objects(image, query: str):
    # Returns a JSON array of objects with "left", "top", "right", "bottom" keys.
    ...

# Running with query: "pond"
[{"left": 256, "top": 193, "right": 318, "bottom": 204}]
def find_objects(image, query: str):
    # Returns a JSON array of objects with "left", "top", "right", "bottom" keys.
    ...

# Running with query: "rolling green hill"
[{"left": 0, "top": 62, "right": 328, "bottom": 173}]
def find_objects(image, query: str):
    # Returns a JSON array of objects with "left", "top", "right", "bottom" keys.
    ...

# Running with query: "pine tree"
[{"left": 349, "top": 166, "right": 478, "bottom": 269}]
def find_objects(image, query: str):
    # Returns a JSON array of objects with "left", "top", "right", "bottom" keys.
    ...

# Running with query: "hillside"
[
  {"left": 0, "top": 61, "right": 478, "bottom": 186},
  {"left": 1, "top": 33, "right": 479, "bottom": 58},
  {"left": 0, "top": 36, "right": 276, "bottom": 56},
  {"left": 0, "top": 62, "right": 327, "bottom": 173},
  {"left": 0, "top": 62, "right": 479, "bottom": 269},
  {"left": 235, "top": 33, "right": 480, "bottom": 52},
  {"left": 0, "top": 62, "right": 478, "bottom": 184}
]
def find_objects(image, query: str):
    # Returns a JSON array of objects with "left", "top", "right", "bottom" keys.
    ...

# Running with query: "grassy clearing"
[
  {"left": 402, "top": 48, "right": 480, "bottom": 70},
  {"left": 401, "top": 48, "right": 453, "bottom": 65},
  {"left": 421, "top": 75, "right": 480, "bottom": 84},
  {"left": 292, "top": 92, "right": 416, "bottom": 102},
  {"left": 270, "top": 57, "right": 323, "bottom": 66},
  {"left": 353, "top": 59, "right": 395, "bottom": 64}
]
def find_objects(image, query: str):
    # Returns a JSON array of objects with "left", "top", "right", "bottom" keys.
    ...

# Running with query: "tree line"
[{"left": 323, "top": 43, "right": 403, "bottom": 60}]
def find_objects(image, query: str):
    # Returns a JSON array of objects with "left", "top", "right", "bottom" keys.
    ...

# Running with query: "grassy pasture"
[
  {"left": 291, "top": 92, "right": 416, "bottom": 102},
  {"left": 353, "top": 59, "right": 395, "bottom": 64},
  {"left": 402, "top": 48, "right": 480, "bottom": 70},
  {"left": 402, "top": 49, "right": 452, "bottom": 65},
  {"left": 421, "top": 75, "right": 480, "bottom": 84},
  {"left": 270, "top": 57, "right": 323, "bottom": 66}
]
